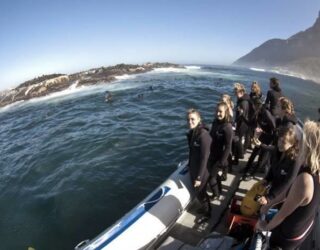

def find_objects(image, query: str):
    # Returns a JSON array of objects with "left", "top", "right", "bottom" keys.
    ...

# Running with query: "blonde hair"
[
  {"left": 234, "top": 82, "right": 246, "bottom": 93},
  {"left": 187, "top": 108, "right": 201, "bottom": 121},
  {"left": 216, "top": 102, "right": 232, "bottom": 123},
  {"left": 280, "top": 97, "right": 295, "bottom": 115},
  {"left": 251, "top": 81, "right": 261, "bottom": 95},
  {"left": 303, "top": 120, "right": 320, "bottom": 174},
  {"left": 221, "top": 94, "right": 234, "bottom": 109}
]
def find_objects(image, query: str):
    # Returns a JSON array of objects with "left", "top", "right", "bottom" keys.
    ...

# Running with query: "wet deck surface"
[{"left": 157, "top": 151, "right": 264, "bottom": 249}]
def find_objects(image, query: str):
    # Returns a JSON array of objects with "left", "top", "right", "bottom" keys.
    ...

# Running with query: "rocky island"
[
  {"left": 233, "top": 11, "right": 320, "bottom": 83},
  {"left": 0, "top": 62, "right": 182, "bottom": 108}
]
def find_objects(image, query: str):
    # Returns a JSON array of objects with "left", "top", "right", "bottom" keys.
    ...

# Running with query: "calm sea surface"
[{"left": 0, "top": 65, "right": 319, "bottom": 249}]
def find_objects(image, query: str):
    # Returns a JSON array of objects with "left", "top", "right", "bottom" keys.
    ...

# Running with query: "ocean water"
[{"left": 0, "top": 65, "right": 319, "bottom": 250}]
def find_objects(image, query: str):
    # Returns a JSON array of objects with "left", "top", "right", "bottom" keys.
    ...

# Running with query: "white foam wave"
[
  {"left": 69, "top": 81, "right": 78, "bottom": 90},
  {"left": 149, "top": 66, "right": 244, "bottom": 80},
  {"left": 151, "top": 67, "right": 188, "bottom": 73},
  {"left": 250, "top": 67, "right": 266, "bottom": 72},
  {"left": 0, "top": 100, "right": 25, "bottom": 113},
  {"left": 115, "top": 74, "right": 136, "bottom": 80},
  {"left": 0, "top": 78, "right": 149, "bottom": 112},
  {"left": 185, "top": 65, "right": 201, "bottom": 70},
  {"left": 248, "top": 66, "right": 308, "bottom": 81},
  {"left": 270, "top": 69, "right": 307, "bottom": 80},
  {"left": 27, "top": 84, "right": 90, "bottom": 104},
  {"left": 248, "top": 66, "right": 313, "bottom": 82}
]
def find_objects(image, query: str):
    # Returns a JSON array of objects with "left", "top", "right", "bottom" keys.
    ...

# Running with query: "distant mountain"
[
  {"left": 233, "top": 11, "right": 320, "bottom": 83},
  {"left": 0, "top": 62, "right": 182, "bottom": 108}
]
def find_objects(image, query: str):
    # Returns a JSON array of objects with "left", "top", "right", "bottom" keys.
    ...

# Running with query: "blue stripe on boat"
[{"left": 94, "top": 186, "right": 171, "bottom": 250}]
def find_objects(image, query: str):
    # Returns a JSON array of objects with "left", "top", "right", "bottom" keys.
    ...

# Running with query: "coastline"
[
  {"left": 0, "top": 63, "right": 183, "bottom": 108},
  {"left": 247, "top": 66, "right": 320, "bottom": 85}
]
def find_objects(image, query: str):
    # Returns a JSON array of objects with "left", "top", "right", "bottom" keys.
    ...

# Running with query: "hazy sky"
[{"left": 1, "top": 0, "right": 320, "bottom": 90}]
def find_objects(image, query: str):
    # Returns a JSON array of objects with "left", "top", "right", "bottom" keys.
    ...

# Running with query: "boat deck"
[
  {"left": 156, "top": 148, "right": 319, "bottom": 250},
  {"left": 157, "top": 151, "right": 264, "bottom": 249}
]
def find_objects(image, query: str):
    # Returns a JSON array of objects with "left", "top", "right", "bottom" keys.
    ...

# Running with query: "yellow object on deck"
[{"left": 240, "top": 180, "right": 267, "bottom": 216}]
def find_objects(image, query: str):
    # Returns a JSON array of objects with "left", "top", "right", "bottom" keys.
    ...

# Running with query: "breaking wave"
[
  {"left": 115, "top": 74, "right": 137, "bottom": 80},
  {"left": 250, "top": 67, "right": 266, "bottom": 72}
]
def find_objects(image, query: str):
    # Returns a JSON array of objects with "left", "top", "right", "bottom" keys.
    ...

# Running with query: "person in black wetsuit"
[
  {"left": 208, "top": 102, "right": 233, "bottom": 199},
  {"left": 186, "top": 108, "right": 212, "bottom": 223},
  {"left": 256, "top": 120, "right": 320, "bottom": 250},
  {"left": 233, "top": 83, "right": 251, "bottom": 165},
  {"left": 270, "top": 97, "right": 299, "bottom": 151},
  {"left": 277, "top": 97, "right": 297, "bottom": 127},
  {"left": 250, "top": 81, "right": 263, "bottom": 108},
  {"left": 220, "top": 94, "right": 234, "bottom": 121},
  {"left": 247, "top": 81, "right": 263, "bottom": 149},
  {"left": 255, "top": 125, "right": 301, "bottom": 208},
  {"left": 243, "top": 106, "right": 276, "bottom": 179},
  {"left": 265, "top": 77, "right": 282, "bottom": 118}
]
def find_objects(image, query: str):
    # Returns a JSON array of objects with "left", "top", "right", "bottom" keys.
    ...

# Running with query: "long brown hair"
[
  {"left": 270, "top": 77, "right": 281, "bottom": 91},
  {"left": 251, "top": 81, "right": 261, "bottom": 96},
  {"left": 221, "top": 94, "right": 234, "bottom": 109},
  {"left": 216, "top": 102, "right": 232, "bottom": 123},
  {"left": 278, "top": 126, "right": 299, "bottom": 160},
  {"left": 280, "top": 97, "right": 295, "bottom": 115}
]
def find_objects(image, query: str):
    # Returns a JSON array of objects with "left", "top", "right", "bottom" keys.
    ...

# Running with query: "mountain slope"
[{"left": 233, "top": 11, "right": 320, "bottom": 83}]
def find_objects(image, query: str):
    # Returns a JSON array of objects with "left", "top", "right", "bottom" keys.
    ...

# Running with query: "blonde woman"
[
  {"left": 186, "top": 109, "right": 212, "bottom": 223},
  {"left": 233, "top": 83, "right": 251, "bottom": 164},
  {"left": 248, "top": 81, "right": 263, "bottom": 149},
  {"left": 220, "top": 94, "right": 234, "bottom": 119},
  {"left": 208, "top": 102, "right": 233, "bottom": 199},
  {"left": 250, "top": 81, "right": 263, "bottom": 108},
  {"left": 255, "top": 125, "right": 300, "bottom": 206},
  {"left": 256, "top": 120, "right": 320, "bottom": 250}
]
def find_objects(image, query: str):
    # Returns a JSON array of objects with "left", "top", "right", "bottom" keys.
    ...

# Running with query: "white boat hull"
[{"left": 75, "top": 161, "right": 194, "bottom": 250}]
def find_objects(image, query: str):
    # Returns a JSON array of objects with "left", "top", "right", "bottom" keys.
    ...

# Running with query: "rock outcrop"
[
  {"left": 233, "top": 11, "right": 320, "bottom": 83},
  {"left": 0, "top": 62, "right": 182, "bottom": 108}
]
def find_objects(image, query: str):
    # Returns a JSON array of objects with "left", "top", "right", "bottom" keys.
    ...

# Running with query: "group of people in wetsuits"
[{"left": 186, "top": 77, "right": 320, "bottom": 249}]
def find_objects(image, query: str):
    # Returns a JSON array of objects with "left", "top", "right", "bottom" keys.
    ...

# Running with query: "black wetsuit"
[
  {"left": 248, "top": 92, "right": 263, "bottom": 127},
  {"left": 234, "top": 93, "right": 251, "bottom": 161},
  {"left": 276, "top": 113, "right": 297, "bottom": 128},
  {"left": 264, "top": 149, "right": 301, "bottom": 201},
  {"left": 265, "top": 88, "right": 282, "bottom": 117},
  {"left": 235, "top": 93, "right": 251, "bottom": 136},
  {"left": 250, "top": 92, "right": 263, "bottom": 110},
  {"left": 246, "top": 108, "right": 276, "bottom": 175},
  {"left": 270, "top": 167, "right": 320, "bottom": 250},
  {"left": 208, "top": 119, "right": 233, "bottom": 196},
  {"left": 244, "top": 92, "right": 263, "bottom": 148},
  {"left": 187, "top": 124, "right": 212, "bottom": 214}
]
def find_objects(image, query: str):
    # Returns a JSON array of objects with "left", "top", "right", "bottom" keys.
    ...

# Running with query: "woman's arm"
[
  {"left": 265, "top": 91, "right": 271, "bottom": 106},
  {"left": 260, "top": 191, "right": 286, "bottom": 214},
  {"left": 197, "top": 130, "right": 212, "bottom": 182},
  {"left": 219, "top": 124, "right": 233, "bottom": 166},
  {"left": 264, "top": 109, "right": 276, "bottom": 130},
  {"left": 257, "top": 173, "right": 313, "bottom": 231}
]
